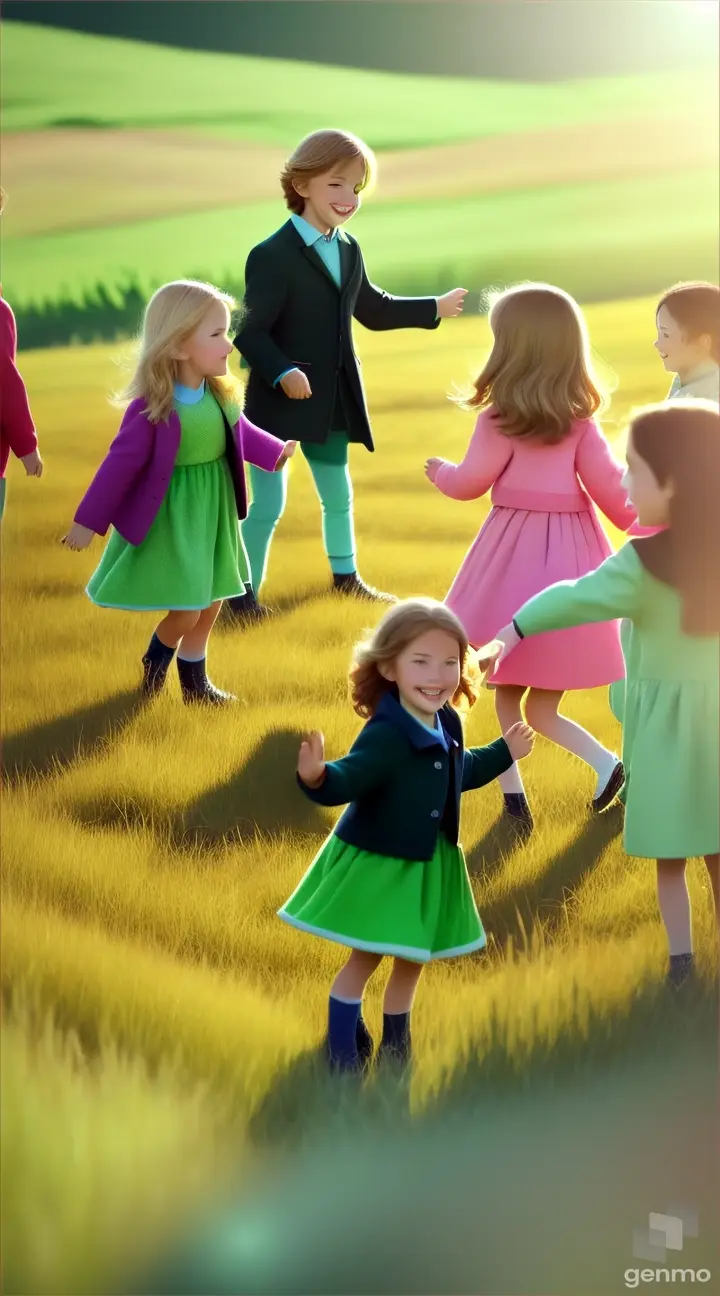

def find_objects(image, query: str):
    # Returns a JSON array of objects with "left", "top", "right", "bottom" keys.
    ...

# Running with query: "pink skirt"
[{"left": 445, "top": 506, "right": 625, "bottom": 691}]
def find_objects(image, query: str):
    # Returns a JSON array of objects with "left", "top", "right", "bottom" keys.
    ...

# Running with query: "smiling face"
[
  {"left": 381, "top": 628, "right": 462, "bottom": 725},
  {"left": 622, "top": 432, "right": 674, "bottom": 527},
  {"left": 654, "top": 304, "right": 712, "bottom": 382},
  {"left": 174, "top": 300, "right": 233, "bottom": 386},
  {"left": 292, "top": 155, "right": 366, "bottom": 235}
]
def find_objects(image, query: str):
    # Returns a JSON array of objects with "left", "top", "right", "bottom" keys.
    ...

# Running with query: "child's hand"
[
  {"left": 425, "top": 457, "right": 446, "bottom": 484},
  {"left": 21, "top": 449, "right": 43, "bottom": 477},
  {"left": 62, "top": 523, "right": 95, "bottom": 551},
  {"left": 298, "top": 731, "right": 326, "bottom": 788},
  {"left": 280, "top": 369, "right": 312, "bottom": 400},
  {"left": 494, "top": 622, "right": 522, "bottom": 667},
  {"left": 275, "top": 440, "right": 298, "bottom": 469},
  {"left": 475, "top": 640, "right": 502, "bottom": 676},
  {"left": 504, "top": 721, "right": 535, "bottom": 762},
  {"left": 436, "top": 288, "right": 468, "bottom": 319}
]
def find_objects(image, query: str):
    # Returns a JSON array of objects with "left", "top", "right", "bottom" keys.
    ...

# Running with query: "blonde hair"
[
  {"left": 349, "top": 598, "right": 498, "bottom": 719},
  {"left": 115, "top": 279, "right": 241, "bottom": 423},
  {"left": 280, "top": 129, "right": 377, "bottom": 215},
  {"left": 454, "top": 283, "right": 607, "bottom": 443}
]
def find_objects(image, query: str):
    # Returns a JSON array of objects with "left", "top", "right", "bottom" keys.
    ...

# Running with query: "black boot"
[
  {"left": 356, "top": 1015, "right": 375, "bottom": 1067},
  {"left": 176, "top": 656, "right": 236, "bottom": 706},
  {"left": 141, "top": 633, "right": 176, "bottom": 697},
  {"left": 225, "top": 586, "right": 273, "bottom": 624},
  {"left": 503, "top": 792, "right": 534, "bottom": 834},
  {"left": 666, "top": 951, "right": 695, "bottom": 989},
  {"left": 332, "top": 571, "right": 396, "bottom": 603},
  {"left": 377, "top": 1011, "right": 412, "bottom": 1067}
]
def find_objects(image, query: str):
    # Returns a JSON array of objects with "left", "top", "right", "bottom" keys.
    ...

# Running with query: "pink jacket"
[
  {"left": 433, "top": 410, "right": 638, "bottom": 530},
  {"left": 75, "top": 397, "right": 286, "bottom": 546}
]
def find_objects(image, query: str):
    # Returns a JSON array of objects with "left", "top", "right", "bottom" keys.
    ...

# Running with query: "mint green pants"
[{"left": 243, "top": 433, "right": 355, "bottom": 591}]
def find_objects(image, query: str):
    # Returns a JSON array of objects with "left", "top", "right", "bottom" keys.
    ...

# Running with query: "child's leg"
[
  {"left": 302, "top": 438, "right": 356, "bottom": 576},
  {"left": 239, "top": 462, "right": 288, "bottom": 595},
  {"left": 657, "top": 857, "right": 696, "bottom": 987},
  {"left": 379, "top": 957, "right": 425, "bottom": 1063},
  {"left": 328, "top": 949, "right": 383, "bottom": 1071},
  {"left": 175, "top": 602, "right": 236, "bottom": 706},
  {"left": 142, "top": 611, "right": 200, "bottom": 695},
  {"left": 494, "top": 685, "right": 529, "bottom": 797},
  {"left": 704, "top": 853, "right": 719, "bottom": 940},
  {"left": 524, "top": 688, "right": 620, "bottom": 803}
]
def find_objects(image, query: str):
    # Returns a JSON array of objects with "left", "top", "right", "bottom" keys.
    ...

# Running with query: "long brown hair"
[
  {"left": 280, "top": 129, "right": 377, "bottom": 215},
  {"left": 349, "top": 598, "right": 497, "bottom": 719},
  {"left": 453, "top": 283, "right": 606, "bottom": 443},
  {"left": 629, "top": 402, "right": 720, "bottom": 635},
  {"left": 657, "top": 282, "right": 720, "bottom": 364}
]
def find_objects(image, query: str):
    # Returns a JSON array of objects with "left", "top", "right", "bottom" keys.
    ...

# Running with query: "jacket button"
[
  {"left": 434, "top": 761, "right": 442, "bottom": 770},
  {"left": 431, "top": 810, "right": 440, "bottom": 819}
]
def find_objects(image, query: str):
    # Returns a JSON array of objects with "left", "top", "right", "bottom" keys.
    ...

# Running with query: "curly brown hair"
[
  {"left": 280, "top": 129, "right": 376, "bottom": 215},
  {"left": 349, "top": 598, "right": 497, "bottom": 720}
]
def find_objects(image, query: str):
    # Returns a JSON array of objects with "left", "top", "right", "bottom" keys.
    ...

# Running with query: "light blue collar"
[
  {"left": 174, "top": 380, "right": 206, "bottom": 406},
  {"left": 291, "top": 211, "right": 339, "bottom": 246}
]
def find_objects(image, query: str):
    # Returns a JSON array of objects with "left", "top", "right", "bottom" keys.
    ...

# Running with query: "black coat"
[
  {"left": 233, "top": 220, "right": 439, "bottom": 450},
  {"left": 297, "top": 689, "right": 513, "bottom": 861}
]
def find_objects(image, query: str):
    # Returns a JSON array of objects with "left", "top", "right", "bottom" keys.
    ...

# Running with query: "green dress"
[
  {"left": 278, "top": 832, "right": 486, "bottom": 963},
  {"left": 516, "top": 543, "right": 719, "bottom": 859},
  {"left": 87, "top": 389, "right": 249, "bottom": 611}
]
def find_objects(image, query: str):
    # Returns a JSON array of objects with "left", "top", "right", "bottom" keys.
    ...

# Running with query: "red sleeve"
[{"left": 0, "top": 299, "right": 38, "bottom": 459}]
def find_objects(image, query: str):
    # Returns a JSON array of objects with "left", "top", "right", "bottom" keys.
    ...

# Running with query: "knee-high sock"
[
  {"left": 532, "top": 712, "right": 618, "bottom": 795},
  {"left": 498, "top": 763, "right": 526, "bottom": 796},
  {"left": 241, "top": 462, "right": 288, "bottom": 594},
  {"left": 304, "top": 455, "right": 356, "bottom": 576}
]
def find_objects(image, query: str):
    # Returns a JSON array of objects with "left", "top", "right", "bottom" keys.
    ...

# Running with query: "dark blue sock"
[
  {"left": 144, "top": 632, "right": 175, "bottom": 666},
  {"left": 380, "top": 1011, "right": 412, "bottom": 1062},
  {"left": 327, "top": 996, "right": 361, "bottom": 1071}
]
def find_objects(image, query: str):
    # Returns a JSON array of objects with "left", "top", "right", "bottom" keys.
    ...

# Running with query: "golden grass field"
[{"left": 2, "top": 304, "right": 719, "bottom": 1294}]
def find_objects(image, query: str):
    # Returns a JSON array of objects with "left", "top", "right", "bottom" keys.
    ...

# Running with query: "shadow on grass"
[
  {"left": 216, "top": 586, "right": 327, "bottom": 633},
  {"left": 468, "top": 804, "right": 624, "bottom": 949},
  {"left": 2, "top": 689, "right": 146, "bottom": 784},
  {"left": 71, "top": 726, "right": 328, "bottom": 849}
]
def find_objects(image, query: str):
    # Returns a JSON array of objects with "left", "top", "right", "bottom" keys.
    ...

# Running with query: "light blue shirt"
[
  {"left": 402, "top": 706, "right": 450, "bottom": 751},
  {"left": 174, "top": 380, "right": 206, "bottom": 405}
]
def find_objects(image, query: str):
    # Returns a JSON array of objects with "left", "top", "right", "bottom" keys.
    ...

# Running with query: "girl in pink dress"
[{"left": 425, "top": 283, "right": 637, "bottom": 831}]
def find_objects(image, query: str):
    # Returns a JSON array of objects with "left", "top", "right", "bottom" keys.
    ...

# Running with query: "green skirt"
[
  {"left": 278, "top": 832, "right": 486, "bottom": 962},
  {"left": 87, "top": 457, "right": 249, "bottom": 611}
]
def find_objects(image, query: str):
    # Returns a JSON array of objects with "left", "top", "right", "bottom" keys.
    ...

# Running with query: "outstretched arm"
[
  {"left": 297, "top": 722, "right": 406, "bottom": 806},
  {"left": 352, "top": 249, "right": 439, "bottom": 333},
  {"left": 575, "top": 420, "right": 637, "bottom": 531},
  {"left": 461, "top": 737, "right": 514, "bottom": 791},
  {"left": 427, "top": 410, "right": 513, "bottom": 501},
  {"left": 512, "top": 542, "right": 644, "bottom": 639}
]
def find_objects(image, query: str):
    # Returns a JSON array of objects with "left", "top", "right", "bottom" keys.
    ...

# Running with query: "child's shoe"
[
  {"left": 377, "top": 1011, "right": 412, "bottom": 1067},
  {"left": 141, "top": 633, "right": 176, "bottom": 697},
  {"left": 177, "top": 657, "right": 236, "bottom": 706},
  {"left": 591, "top": 760, "right": 625, "bottom": 812},
  {"left": 332, "top": 571, "right": 396, "bottom": 603},
  {"left": 666, "top": 951, "right": 695, "bottom": 989},
  {"left": 226, "top": 586, "right": 273, "bottom": 624},
  {"left": 502, "top": 792, "right": 534, "bottom": 835}
]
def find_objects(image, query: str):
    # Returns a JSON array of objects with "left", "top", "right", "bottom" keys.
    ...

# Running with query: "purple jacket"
[{"left": 75, "top": 396, "right": 286, "bottom": 545}]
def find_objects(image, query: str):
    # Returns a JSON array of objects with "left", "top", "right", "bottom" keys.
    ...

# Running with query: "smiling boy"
[{"left": 229, "top": 128, "right": 467, "bottom": 619}]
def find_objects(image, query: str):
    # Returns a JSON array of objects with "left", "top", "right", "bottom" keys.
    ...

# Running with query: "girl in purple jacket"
[{"left": 63, "top": 280, "right": 294, "bottom": 704}]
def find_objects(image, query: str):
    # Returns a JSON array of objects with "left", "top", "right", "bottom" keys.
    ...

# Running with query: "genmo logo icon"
[{"left": 624, "top": 1207, "right": 712, "bottom": 1288}]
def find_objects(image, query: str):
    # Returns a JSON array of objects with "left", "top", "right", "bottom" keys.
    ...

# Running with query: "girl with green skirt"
[
  {"left": 63, "top": 280, "right": 293, "bottom": 704},
  {"left": 280, "top": 598, "right": 535, "bottom": 1072}
]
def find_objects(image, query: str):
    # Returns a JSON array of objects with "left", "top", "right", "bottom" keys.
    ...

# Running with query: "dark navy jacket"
[{"left": 297, "top": 690, "right": 513, "bottom": 861}]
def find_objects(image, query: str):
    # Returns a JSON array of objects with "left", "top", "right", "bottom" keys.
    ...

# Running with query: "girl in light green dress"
[{"left": 496, "top": 402, "right": 720, "bottom": 988}]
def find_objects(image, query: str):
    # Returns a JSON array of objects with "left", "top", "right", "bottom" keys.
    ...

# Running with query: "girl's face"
[
  {"left": 293, "top": 156, "right": 366, "bottom": 233},
  {"left": 654, "top": 304, "right": 712, "bottom": 380},
  {"left": 622, "top": 434, "right": 674, "bottom": 527},
  {"left": 381, "top": 628, "right": 462, "bottom": 724},
  {"left": 175, "top": 301, "right": 233, "bottom": 383}
]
